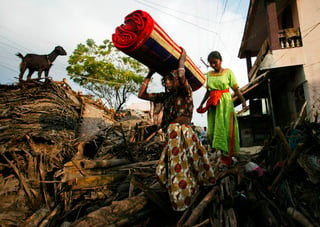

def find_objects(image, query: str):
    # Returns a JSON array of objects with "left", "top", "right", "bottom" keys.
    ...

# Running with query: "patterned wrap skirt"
[{"left": 156, "top": 123, "right": 216, "bottom": 211}]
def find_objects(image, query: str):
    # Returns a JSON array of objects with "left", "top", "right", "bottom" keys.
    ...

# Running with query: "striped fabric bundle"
[{"left": 112, "top": 10, "right": 205, "bottom": 91}]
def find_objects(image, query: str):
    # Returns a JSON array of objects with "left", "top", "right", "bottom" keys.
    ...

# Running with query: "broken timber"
[{"left": 0, "top": 80, "right": 320, "bottom": 226}]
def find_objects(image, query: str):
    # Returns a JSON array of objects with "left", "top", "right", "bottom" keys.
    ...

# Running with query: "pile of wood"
[{"left": 0, "top": 80, "right": 319, "bottom": 227}]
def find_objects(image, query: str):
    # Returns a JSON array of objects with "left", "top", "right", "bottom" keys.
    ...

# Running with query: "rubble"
[{"left": 0, "top": 80, "right": 319, "bottom": 227}]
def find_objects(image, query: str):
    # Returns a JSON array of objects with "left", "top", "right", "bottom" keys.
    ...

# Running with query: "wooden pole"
[
  {"left": 271, "top": 143, "right": 304, "bottom": 190},
  {"left": 184, "top": 186, "right": 219, "bottom": 226},
  {"left": 287, "top": 207, "right": 314, "bottom": 227},
  {"left": 275, "top": 126, "right": 292, "bottom": 155}
]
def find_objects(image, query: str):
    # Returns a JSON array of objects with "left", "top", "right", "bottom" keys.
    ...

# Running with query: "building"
[{"left": 235, "top": 0, "right": 320, "bottom": 146}]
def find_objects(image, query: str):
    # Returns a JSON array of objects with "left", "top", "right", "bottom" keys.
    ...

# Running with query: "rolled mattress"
[{"left": 112, "top": 10, "right": 205, "bottom": 91}]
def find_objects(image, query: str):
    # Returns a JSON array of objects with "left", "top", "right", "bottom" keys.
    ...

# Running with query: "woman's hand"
[
  {"left": 146, "top": 68, "right": 156, "bottom": 79},
  {"left": 179, "top": 47, "right": 187, "bottom": 63},
  {"left": 242, "top": 102, "right": 249, "bottom": 111},
  {"left": 197, "top": 104, "right": 203, "bottom": 109}
]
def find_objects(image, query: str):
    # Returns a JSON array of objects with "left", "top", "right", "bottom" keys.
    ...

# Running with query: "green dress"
[{"left": 206, "top": 68, "right": 240, "bottom": 156}]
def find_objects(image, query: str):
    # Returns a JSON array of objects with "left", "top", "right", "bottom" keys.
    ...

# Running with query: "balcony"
[
  {"left": 279, "top": 28, "right": 302, "bottom": 49},
  {"left": 254, "top": 28, "right": 304, "bottom": 71}
]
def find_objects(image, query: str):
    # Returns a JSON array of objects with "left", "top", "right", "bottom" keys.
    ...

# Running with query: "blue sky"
[{"left": 0, "top": 0, "right": 250, "bottom": 127}]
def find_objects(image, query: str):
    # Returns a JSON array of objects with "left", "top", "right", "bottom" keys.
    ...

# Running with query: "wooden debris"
[
  {"left": 184, "top": 186, "right": 219, "bottom": 226},
  {"left": 287, "top": 207, "right": 315, "bottom": 227},
  {"left": 275, "top": 126, "right": 292, "bottom": 155},
  {"left": 22, "top": 206, "right": 49, "bottom": 227},
  {"left": 271, "top": 143, "right": 304, "bottom": 190},
  {"left": 1, "top": 80, "right": 320, "bottom": 227},
  {"left": 70, "top": 195, "right": 149, "bottom": 226}
]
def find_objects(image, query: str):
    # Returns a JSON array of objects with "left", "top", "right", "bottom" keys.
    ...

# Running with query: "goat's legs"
[
  {"left": 37, "top": 70, "right": 44, "bottom": 80},
  {"left": 18, "top": 63, "right": 26, "bottom": 81},
  {"left": 44, "top": 70, "right": 50, "bottom": 81},
  {"left": 27, "top": 70, "right": 35, "bottom": 80}
]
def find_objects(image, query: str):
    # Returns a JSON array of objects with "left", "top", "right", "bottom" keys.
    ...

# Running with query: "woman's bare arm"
[
  {"left": 177, "top": 47, "right": 187, "bottom": 85},
  {"left": 198, "top": 90, "right": 210, "bottom": 109},
  {"left": 138, "top": 70, "right": 155, "bottom": 100},
  {"left": 232, "top": 87, "right": 248, "bottom": 110}
]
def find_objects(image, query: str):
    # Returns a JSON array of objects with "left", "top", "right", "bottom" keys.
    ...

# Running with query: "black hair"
[
  {"left": 161, "top": 72, "right": 175, "bottom": 88},
  {"left": 207, "top": 51, "right": 222, "bottom": 62}
]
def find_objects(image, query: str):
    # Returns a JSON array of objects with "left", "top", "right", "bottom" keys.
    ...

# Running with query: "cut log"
[
  {"left": 22, "top": 206, "right": 49, "bottom": 227},
  {"left": 275, "top": 126, "right": 292, "bottom": 155},
  {"left": 70, "top": 195, "right": 149, "bottom": 226},
  {"left": 287, "top": 207, "right": 314, "bottom": 227},
  {"left": 184, "top": 186, "right": 219, "bottom": 226},
  {"left": 271, "top": 143, "right": 304, "bottom": 189}
]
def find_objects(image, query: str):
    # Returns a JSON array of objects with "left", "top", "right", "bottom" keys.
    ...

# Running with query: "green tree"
[{"left": 66, "top": 39, "right": 147, "bottom": 111}]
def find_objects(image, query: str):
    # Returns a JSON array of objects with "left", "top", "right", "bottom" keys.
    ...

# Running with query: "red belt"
[{"left": 197, "top": 89, "right": 229, "bottom": 113}]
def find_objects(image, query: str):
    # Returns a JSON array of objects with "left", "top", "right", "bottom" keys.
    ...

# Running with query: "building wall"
[
  {"left": 260, "top": 47, "right": 305, "bottom": 70},
  {"left": 296, "top": 0, "right": 320, "bottom": 122},
  {"left": 237, "top": 0, "right": 320, "bottom": 145}
]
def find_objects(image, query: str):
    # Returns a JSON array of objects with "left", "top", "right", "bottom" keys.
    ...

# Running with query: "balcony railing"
[{"left": 279, "top": 28, "right": 302, "bottom": 48}]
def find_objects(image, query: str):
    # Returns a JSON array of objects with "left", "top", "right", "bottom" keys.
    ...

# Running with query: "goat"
[{"left": 16, "top": 46, "right": 67, "bottom": 81}]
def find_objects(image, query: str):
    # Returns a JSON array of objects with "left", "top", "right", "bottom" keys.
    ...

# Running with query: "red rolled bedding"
[{"left": 112, "top": 10, "right": 205, "bottom": 91}]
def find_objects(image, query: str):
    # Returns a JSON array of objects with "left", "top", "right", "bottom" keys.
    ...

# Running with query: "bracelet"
[
  {"left": 178, "top": 68, "right": 185, "bottom": 71},
  {"left": 142, "top": 82, "right": 148, "bottom": 86}
]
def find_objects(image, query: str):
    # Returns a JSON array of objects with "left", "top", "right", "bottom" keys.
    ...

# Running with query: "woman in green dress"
[{"left": 197, "top": 51, "right": 248, "bottom": 167}]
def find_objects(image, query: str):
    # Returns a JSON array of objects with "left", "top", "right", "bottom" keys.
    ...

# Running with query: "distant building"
[
  {"left": 235, "top": 0, "right": 320, "bottom": 146},
  {"left": 126, "top": 101, "right": 150, "bottom": 113},
  {"left": 126, "top": 101, "right": 163, "bottom": 126}
]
